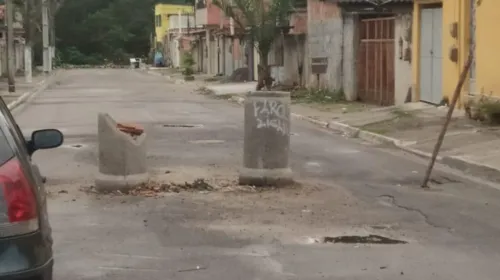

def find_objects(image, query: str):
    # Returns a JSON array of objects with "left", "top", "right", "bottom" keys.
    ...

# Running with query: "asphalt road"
[{"left": 12, "top": 69, "right": 500, "bottom": 279}]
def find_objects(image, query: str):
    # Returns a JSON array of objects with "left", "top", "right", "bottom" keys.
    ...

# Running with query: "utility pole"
[
  {"left": 6, "top": 0, "right": 15, "bottom": 92},
  {"left": 49, "top": 0, "right": 55, "bottom": 65},
  {"left": 42, "top": 0, "right": 50, "bottom": 73},
  {"left": 24, "top": 0, "right": 32, "bottom": 83}
]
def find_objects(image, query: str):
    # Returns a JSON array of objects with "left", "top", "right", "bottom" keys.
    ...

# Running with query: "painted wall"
[
  {"left": 475, "top": 0, "right": 500, "bottom": 97},
  {"left": 394, "top": 13, "right": 413, "bottom": 105},
  {"left": 290, "top": 9, "right": 308, "bottom": 34},
  {"left": 195, "top": 0, "right": 230, "bottom": 26},
  {"left": 306, "top": 0, "right": 343, "bottom": 89},
  {"left": 168, "top": 14, "right": 195, "bottom": 30},
  {"left": 412, "top": 0, "right": 469, "bottom": 105},
  {"left": 155, "top": 4, "right": 193, "bottom": 44}
]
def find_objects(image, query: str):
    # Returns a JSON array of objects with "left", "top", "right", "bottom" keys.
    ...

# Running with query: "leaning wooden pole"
[{"left": 421, "top": 52, "right": 474, "bottom": 188}]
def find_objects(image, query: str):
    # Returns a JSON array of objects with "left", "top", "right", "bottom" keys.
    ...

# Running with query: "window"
[
  {"left": 0, "top": 98, "right": 27, "bottom": 159},
  {"left": 0, "top": 126, "right": 14, "bottom": 166},
  {"left": 156, "top": 15, "right": 163, "bottom": 27}
]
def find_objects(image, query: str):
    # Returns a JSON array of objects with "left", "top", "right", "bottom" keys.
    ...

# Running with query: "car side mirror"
[{"left": 31, "top": 129, "right": 64, "bottom": 152}]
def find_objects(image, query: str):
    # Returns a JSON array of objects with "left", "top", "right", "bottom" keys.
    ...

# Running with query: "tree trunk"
[{"left": 256, "top": 52, "right": 272, "bottom": 91}]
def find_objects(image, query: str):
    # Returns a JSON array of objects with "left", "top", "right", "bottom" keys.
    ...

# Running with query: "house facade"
[
  {"left": 166, "top": 13, "right": 196, "bottom": 68},
  {"left": 412, "top": 0, "right": 494, "bottom": 106},
  {"left": 339, "top": 0, "right": 413, "bottom": 106},
  {"left": 305, "top": 0, "right": 413, "bottom": 106},
  {"left": 154, "top": 2, "right": 194, "bottom": 50},
  {"left": 194, "top": 0, "right": 245, "bottom": 76}
]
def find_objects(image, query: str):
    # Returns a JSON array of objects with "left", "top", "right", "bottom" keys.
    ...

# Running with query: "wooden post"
[{"left": 421, "top": 52, "right": 473, "bottom": 188}]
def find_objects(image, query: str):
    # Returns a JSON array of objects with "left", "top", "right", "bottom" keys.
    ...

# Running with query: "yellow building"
[
  {"left": 412, "top": 0, "right": 495, "bottom": 106},
  {"left": 154, "top": 3, "right": 193, "bottom": 48}
]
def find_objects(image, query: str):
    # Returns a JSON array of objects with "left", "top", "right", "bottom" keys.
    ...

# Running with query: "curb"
[
  {"left": 144, "top": 70, "right": 186, "bottom": 84},
  {"left": 441, "top": 155, "right": 500, "bottom": 183},
  {"left": 8, "top": 70, "right": 61, "bottom": 113},
  {"left": 224, "top": 93, "right": 500, "bottom": 181}
]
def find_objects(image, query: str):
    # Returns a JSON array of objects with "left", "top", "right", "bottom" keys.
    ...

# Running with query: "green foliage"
[
  {"left": 465, "top": 94, "right": 500, "bottom": 125},
  {"left": 181, "top": 52, "right": 195, "bottom": 76},
  {"left": 291, "top": 88, "right": 345, "bottom": 104},
  {"left": 55, "top": 0, "right": 158, "bottom": 65}
]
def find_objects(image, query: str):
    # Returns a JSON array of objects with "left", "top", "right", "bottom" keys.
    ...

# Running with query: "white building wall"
[
  {"left": 394, "top": 13, "right": 413, "bottom": 105},
  {"left": 168, "top": 14, "right": 195, "bottom": 30}
]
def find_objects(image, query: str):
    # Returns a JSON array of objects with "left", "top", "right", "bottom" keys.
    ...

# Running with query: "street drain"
[
  {"left": 323, "top": 235, "right": 407, "bottom": 245},
  {"left": 162, "top": 124, "right": 203, "bottom": 128},
  {"left": 189, "top": 140, "right": 225, "bottom": 144},
  {"left": 61, "top": 144, "right": 87, "bottom": 149}
]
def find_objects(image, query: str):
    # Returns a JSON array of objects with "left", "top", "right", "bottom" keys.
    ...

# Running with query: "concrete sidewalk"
[
  {"left": 0, "top": 71, "right": 60, "bottom": 110},
  {"left": 289, "top": 101, "right": 500, "bottom": 182}
]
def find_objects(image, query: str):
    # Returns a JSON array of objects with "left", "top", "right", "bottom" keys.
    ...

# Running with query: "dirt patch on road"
[
  {"left": 82, "top": 177, "right": 303, "bottom": 197},
  {"left": 79, "top": 166, "right": 303, "bottom": 197}
]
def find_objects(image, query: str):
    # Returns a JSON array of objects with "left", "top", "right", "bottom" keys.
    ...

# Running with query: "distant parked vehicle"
[{"left": 0, "top": 97, "right": 63, "bottom": 280}]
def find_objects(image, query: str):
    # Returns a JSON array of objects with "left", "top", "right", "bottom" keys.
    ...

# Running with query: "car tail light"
[{"left": 0, "top": 158, "right": 39, "bottom": 238}]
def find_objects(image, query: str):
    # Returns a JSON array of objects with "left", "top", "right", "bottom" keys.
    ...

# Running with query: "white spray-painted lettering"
[{"left": 253, "top": 100, "right": 288, "bottom": 135}]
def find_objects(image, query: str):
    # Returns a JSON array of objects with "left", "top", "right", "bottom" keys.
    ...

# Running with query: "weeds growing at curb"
[
  {"left": 391, "top": 108, "right": 414, "bottom": 118},
  {"left": 196, "top": 86, "right": 215, "bottom": 95},
  {"left": 291, "top": 88, "right": 345, "bottom": 104},
  {"left": 211, "top": 94, "right": 235, "bottom": 100},
  {"left": 465, "top": 94, "right": 500, "bottom": 125}
]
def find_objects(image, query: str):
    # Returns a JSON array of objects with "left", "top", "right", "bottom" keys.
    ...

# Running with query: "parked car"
[{"left": 0, "top": 97, "right": 63, "bottom": 280}]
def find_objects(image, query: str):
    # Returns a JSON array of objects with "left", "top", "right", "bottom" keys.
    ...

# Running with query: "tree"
[
  {"left": 212, "top": 0, "right": 295, "bottom": 90},
  {"left": 182, "top": 51, "right": 195, "bottom": 80},
  {"left": 55, "top": 0, "right": 158, "bottom": 65}
]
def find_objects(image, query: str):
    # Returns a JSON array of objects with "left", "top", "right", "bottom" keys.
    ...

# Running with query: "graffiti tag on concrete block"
[{"left": 253, "top": 99, "right": 288, "bottom": 135}]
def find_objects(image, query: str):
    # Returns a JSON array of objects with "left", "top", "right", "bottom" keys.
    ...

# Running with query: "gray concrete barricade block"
[
  {"left": 239, "top": 91, "right": 293, "bottom": 186},
  {"left": 95, "top": 113, "right": 148, "bottom": 192}
]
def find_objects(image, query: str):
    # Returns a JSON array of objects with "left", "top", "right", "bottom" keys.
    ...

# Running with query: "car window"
[
  {"left": 0, "top": 125, "right": 15, "bottom": 166},
  {"left": 0, "top": 98, "right": 29, "bottom": 157}
]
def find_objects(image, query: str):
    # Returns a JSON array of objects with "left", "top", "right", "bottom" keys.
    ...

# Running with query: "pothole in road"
[
  {"left": 162, "top": 124, "right": 204, "bottom": 128},
  {"left": 61, "top": 144, "right": 87, "bottom": 149},
  {"left": 322, "top": 235, "right": 407, "bottom": 245}
]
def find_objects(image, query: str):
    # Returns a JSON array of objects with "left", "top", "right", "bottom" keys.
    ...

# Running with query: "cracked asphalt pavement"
[{"left": 11, "top": 69, "right": 500, "bottom": 279}]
